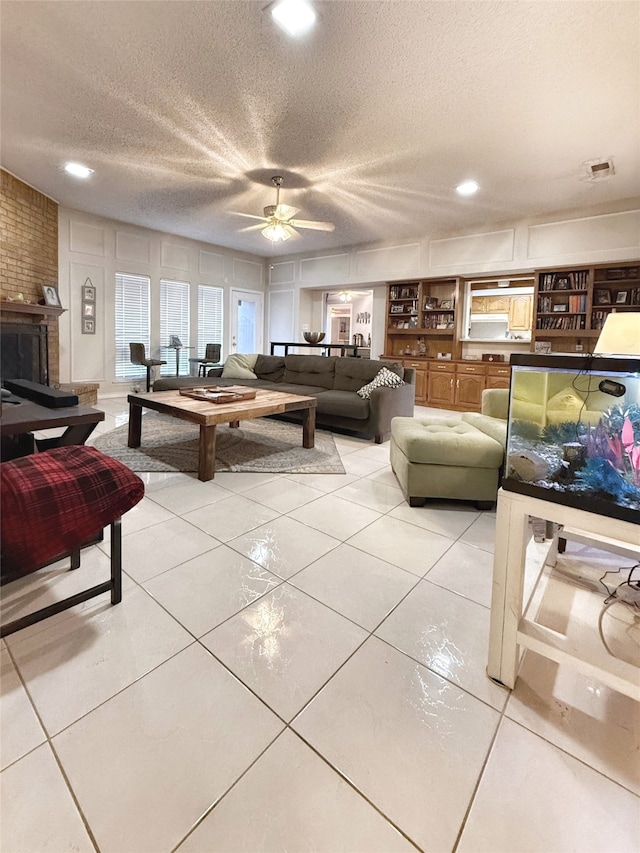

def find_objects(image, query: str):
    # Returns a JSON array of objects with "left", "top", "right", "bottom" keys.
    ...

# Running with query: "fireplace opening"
[{"left": 1, "top": 324, "right": 49, "bottom": 385}]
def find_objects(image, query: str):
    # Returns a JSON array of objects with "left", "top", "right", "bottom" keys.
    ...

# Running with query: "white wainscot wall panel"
[
  {"left": 270, "top": 261, "right": 295, "bottom": 285},
  {"left": 70, "top": 263, "right": 105, "bottom": 381},
  {"left": 161, "top": 241, "right": 190, "bottom": 271},
  {"left": 356, "top": 244, "right": 420, "bottom": 279},
  {"left": 116, "top": 231, "right": 150, "bottom": 264},
  {"left": 430, "top": 230, "right": 515, "bottom": 268},
  {"left": 527, "top": 210, "right": 640, "bottom": 259},
  {"left": 199, "top": 250, "right": 225, "bottom": 279},
  {"left": 69, "top": 221, "right": 105, "bottom": 257},
  {"left": 233, "top": 258, "right": 263, "bottom": 286},
  {"left": 300, "top": 254, "right": 350, "bottom": 283},
  {"left": 268, "top": 289, "right": 294, "bottom": 343}
]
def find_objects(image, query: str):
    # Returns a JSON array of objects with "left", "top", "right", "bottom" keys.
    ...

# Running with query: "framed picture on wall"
[
  {"left": 83, "top": 303, "right": 95, "bottom": 318},
  {"left": 83, "top": 318, "right": 95, "bottom": 334},
  {"left": 42, "top": 285, "right": 62, "bottom": 308},
  {"left": 83, "top": 284, "right": 96, "bottom": 302}
]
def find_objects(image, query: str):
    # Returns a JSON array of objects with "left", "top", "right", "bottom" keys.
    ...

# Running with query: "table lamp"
[{"left": 593, "top": 312, "right": 640, "bottom": 355}]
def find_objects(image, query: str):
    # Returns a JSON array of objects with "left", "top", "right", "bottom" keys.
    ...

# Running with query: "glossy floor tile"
[
  {"left": 2, "top": 395, "right": 638, "bottom": 852},
  {"left": 202, "top": 583, "right": 368, "bottom": 721},
  {"left": 290, "top": 543, "right": 418, "bottom": 631},
  {"left": 293, "top": 636, "right": 500, "bottom": 852},
  {"left": 178, "top": 729, "right": 416, "bottom": 852},
  {"left": 457, "top": 717, "right": 640, "bottom": 853}
]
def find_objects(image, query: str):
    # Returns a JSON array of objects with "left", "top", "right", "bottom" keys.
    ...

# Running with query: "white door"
[{"left": 231, "top": 290, "right": 264, "bottom": 353}]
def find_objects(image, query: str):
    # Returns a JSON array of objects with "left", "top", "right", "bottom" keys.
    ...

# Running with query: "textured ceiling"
[{"left": 2, "top": 1, "right": 639, "bottom": 257}]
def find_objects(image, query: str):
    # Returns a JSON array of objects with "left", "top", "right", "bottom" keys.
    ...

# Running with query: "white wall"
[
  {"left": 268, "top": 201, "right": 640, "bottom": 360},
  {"left": 58, "top": 208, "right": 266, "bottom": 394}
]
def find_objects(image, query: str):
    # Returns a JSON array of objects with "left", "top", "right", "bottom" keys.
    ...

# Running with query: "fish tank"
[{"left": 502, "top": 354, "right": 640, "bottom": 524}]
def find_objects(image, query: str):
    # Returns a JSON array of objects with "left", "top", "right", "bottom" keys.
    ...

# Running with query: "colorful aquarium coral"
[{"left": 502, "top": 354, "right": 640, "bottom": 524}]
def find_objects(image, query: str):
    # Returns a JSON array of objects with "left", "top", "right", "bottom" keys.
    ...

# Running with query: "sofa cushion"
[
  {"left": 334, "top": 358, "right": 404, "bottom": 392},
  {"left": 254, "top": 354, "right": 285, "bottom": 382},
  {"left": 357, "top": 367, "right": 404, "bottom": 399},
  {"left": 461, "top": 412, "right": 508, "bottom": 448},
  {"left": 221, "top": 353, "right": 259, "bottom": 380},
  {"left": 283, "top": 355, "right": 336, "bottom": 390},
  {"left": 265, "top": 382, "right": 328, "bottom": 397},
  {"left": 315, "top": 390, "right": 370, "bottom": 420}
]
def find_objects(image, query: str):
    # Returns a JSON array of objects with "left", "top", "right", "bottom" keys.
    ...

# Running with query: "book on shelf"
[{"left": 538, "top": 270, "right": 589, "bottom": 291}]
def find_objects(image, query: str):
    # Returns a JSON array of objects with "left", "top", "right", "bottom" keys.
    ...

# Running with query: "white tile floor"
[{"left": 1, "top": 398, "right": 639, "bottom": 852}]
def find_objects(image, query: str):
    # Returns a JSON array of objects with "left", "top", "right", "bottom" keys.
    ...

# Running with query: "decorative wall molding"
[
  {"left": 69, "top": 220, "right": 105, "bottom": 257},
  {"left": 356, "top": 243, "right": 420, "bottom": 279},
  {"left": 233, "top": 257, "right": 263, "bottom": 285},
  {"left": 300, "top": 253, "right": 350, "bottom": 282},
  {"left": 527, "top": 210, "right": 640, "bottom": 259},
  {"left": 270, "top": 261, "right": 295, "bottom": 285},
  {"left": 429, "top": 229, "right": 514, "bottom": 268},
  {"left": 160, "top": 241, "right": 190, "bottom": 271},
  {"left": 199, "top": 250, "right": 225, "bottom": 278},
  {"left": 116, "top": 231, "right": 150, "bottom": 263},
  {"left": 268, "top": 289, "right": 295, "bottom": 342}
]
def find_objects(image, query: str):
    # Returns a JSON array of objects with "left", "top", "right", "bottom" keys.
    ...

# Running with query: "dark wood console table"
[
  {"left": 1, "top": 397, "right": 104, "bottom": 459},
  {"left": 270, "top": 341, "right": 361, "bottom": 357}
]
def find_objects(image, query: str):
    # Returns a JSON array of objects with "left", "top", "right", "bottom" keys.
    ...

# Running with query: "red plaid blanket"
[{"left": 1, "top": 445, "right": 144, "bottom": 579}]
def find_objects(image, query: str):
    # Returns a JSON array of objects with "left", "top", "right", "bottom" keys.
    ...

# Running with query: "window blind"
[
  {"left": 198, "top": 285, "right": 223, "bottom": 358},
  {"left": 160, "top": 279, "right": 190, "bottom": 375},
  {"left": 115, "top": 273, "right": 151, "bottom": 381}
]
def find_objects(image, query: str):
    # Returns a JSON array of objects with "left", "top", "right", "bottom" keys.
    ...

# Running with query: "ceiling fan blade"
[
  {"left": 239, "top": 223, "right": 268, "bottom": 233},
  {"left": 233, "top": 212, "right": 269, "bottom": 222},
  {"left": 274, "top": 204, "right": 299, "bottom": 221},
  {"left": 289, "top": 219, "right": 335, "bottom": 232}
]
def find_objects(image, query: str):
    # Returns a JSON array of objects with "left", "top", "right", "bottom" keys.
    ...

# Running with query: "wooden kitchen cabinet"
[
  {"left": 427, "top": 361, "right": 456, "bottom": 407},
  {"left": 454, "top": 364, "right": 485, "bottom": 408},
  {"left": 486, "top": 364, "right": 511, "bottom": 389},
  {"left": 508, "top": 294, "right": 533, "bottom": 331},
  {"left": 403, "top": 359, "right": 428, "bottom": 402}
]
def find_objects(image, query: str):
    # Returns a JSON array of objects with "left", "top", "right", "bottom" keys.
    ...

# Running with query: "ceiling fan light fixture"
[
  {"left": 271, "top": 0, "right": 316, "bottom": 37},
  {"left": 262, "top": 222, "right": 292, "bottom": 242}
]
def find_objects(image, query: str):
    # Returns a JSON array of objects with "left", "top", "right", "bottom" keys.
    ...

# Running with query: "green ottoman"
[{"left": 390, "top": 417, "right": 505, "bottom": 508}]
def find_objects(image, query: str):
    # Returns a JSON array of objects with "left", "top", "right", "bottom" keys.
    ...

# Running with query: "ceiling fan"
[{"left": 237, "top": 176, "right": 335, "bottom": 242}]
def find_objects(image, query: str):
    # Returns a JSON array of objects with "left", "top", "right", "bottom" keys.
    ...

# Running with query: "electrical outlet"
[{"left": 575, "top": 342, "right": 583, "bottom": 352}]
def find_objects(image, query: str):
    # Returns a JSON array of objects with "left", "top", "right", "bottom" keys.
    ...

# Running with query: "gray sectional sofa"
[{"left": 154, "top": 354, "right": 416, "bottom": 443}]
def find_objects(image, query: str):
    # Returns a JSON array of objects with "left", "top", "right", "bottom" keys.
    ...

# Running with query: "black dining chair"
[
  {"left": 195, "top": 343, "right": 222, "bottom": 377},
  {"left": 129, "top": 343, "right": 166, "bottom": 392}
]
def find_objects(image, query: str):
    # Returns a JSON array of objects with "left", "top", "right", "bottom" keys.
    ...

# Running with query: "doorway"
[{"left": 231, "top": 290, "right": 264, "bottom": 353}]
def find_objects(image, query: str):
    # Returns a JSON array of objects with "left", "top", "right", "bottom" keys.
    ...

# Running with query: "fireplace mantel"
[{"left": 0, "top": 300, "right": 65, "bottom": 322}]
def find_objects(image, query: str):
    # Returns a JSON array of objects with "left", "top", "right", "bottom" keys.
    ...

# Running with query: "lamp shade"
[{"left": 593, "top": 312, "right": 640, "bottom": 355}]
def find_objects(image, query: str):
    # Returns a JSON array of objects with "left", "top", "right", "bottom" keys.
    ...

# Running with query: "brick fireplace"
[{"left": 0, "top": 169, "right": 60, "bottom": 385}]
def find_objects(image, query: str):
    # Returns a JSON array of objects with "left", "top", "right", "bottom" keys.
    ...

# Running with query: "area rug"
[{"left": 93, "top": 413, "right": 345, "bottom": 474}]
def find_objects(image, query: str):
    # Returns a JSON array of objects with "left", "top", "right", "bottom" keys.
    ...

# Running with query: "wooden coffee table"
[{"left": 127, "top": 388, "right": 317, "bottom": 481}]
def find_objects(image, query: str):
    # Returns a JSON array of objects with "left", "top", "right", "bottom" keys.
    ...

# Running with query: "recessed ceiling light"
[
  {"left": 456, "top": 180, "right": 479, "bottom": 197},
  {"left": 271, "top": 0, "right": 316, "bottom": 37},
  {"left": 64, "top": 162, "right": 94, "bottom": 178}
]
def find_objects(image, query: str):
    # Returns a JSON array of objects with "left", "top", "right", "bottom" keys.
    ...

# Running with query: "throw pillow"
[
  {"left": 357, "top": 367, "right": 404, "bottom": 399},
  {"left": 221, "top": 353, "right": 259, "bottom": 380}
]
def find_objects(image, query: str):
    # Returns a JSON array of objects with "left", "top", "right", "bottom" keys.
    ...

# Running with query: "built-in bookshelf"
[
  {"left": 534, "top": 268, "right": 589, "bottom": 334},
  {"left": 533, "top": 261, "right": 640, "bottom": 349},
  {"left": 591, "top": 264, "right": 640, "bottom": 331},
  {"left": 385, "top": 278, "right": 461, "bottom": 359}
]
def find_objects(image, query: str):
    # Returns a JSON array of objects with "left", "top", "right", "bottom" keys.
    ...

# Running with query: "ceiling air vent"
[{"left": 581, "top": 157, "right": 615, "bottom": 181}]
